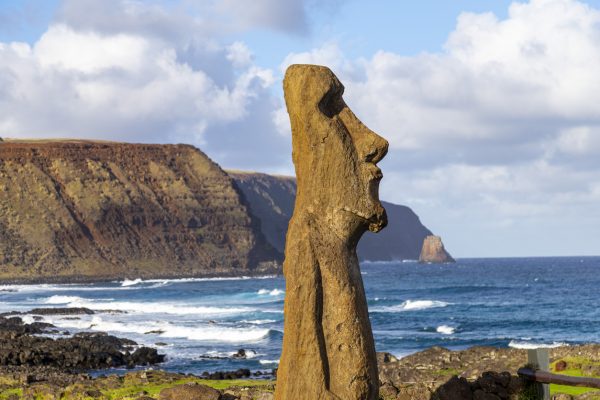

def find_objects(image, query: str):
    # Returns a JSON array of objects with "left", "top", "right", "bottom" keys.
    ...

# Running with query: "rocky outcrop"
[
  {"left": 229, "top": 172, "right": 434, "bottom": 261},
  {"left": 0, "top": 316, "right": 164, "bottom": 370},
  {"left": 0, "top": 140, "right": 280, "bottom": 282},
  {"left": 376, "top": 345, "right": 600, "bottom": 400},
  {"left": 275, "top": 65, "right": 386, "bottom": 400},
  {"left": 159, "top": 383, "right": 221, "bottom": 400},
  {"left": 419, "top": 235, "right": 455, "bottom": 263}
]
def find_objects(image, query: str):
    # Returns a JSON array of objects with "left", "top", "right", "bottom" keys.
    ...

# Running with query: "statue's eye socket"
[{"left": 319, "top": 89, "right": 345, "bottom": 118}]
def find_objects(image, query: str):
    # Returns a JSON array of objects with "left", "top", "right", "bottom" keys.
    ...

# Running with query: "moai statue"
[{"left": 274, "top": 64, "right": 389, "bottom": 400}]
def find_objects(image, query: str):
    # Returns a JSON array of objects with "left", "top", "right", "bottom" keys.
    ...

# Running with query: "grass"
[
  {"left": 548, "top": 357, "right": 600, "bottom": 398},
  {"left": 0, "top": 388, "right": 22, "bottom": 400},
  {"left": 0, "top": 378, "right": 273, "bottom": 400}
]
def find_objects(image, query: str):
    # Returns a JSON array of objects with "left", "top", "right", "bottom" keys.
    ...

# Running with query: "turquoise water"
[{"left": 0, "top": 256, "right": 598, "bottom": 374}]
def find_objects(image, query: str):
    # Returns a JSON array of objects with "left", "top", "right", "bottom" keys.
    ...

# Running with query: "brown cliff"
[
  {"left": 229, "top": 171, "right": 435, "bottom": 261},
  {"left": 0, "top": 140, "right": 279, "bottom": 282},
  {"left": 419, "top": 235, "right": 455, "bottom": 263}
]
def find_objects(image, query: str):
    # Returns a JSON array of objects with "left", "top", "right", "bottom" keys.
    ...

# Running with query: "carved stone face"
[{"left": 284, "top": 65, "right": 388, "bottom": 237}]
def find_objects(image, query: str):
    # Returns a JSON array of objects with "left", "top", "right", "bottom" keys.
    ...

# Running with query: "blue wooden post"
[{"left": 528, "top": 348, "right": 550, "bottom": 400}]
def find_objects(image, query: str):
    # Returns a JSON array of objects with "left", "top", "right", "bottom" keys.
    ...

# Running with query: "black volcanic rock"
[
  {"left": 229, "top": 171, "right": 438, "bottom": 261},
  {"left": 0, "top": 317, "right": 164, "bottom": 370}
]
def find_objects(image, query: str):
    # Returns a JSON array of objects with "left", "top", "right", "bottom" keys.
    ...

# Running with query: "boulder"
[
  {"left": 554, "top": 360, "right": 567, "bottom": 371},
  {"left": 159, "top": 383, "right": 221, "bottom": 400}
]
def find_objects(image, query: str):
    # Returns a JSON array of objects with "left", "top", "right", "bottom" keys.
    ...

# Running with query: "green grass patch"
[
  {"left": 549, "top": 357, "right": 600, "bottom": 397},
  {"left": 0, "top": 378, "right": 272, "bottom": 400},
  {"left": 101, "top": 378, "right": 272, "bottom": 399},
  {"left": 0, "top": 388, "right": 23, "bottom": 400}
]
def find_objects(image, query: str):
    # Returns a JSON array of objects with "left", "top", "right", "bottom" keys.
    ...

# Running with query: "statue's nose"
[
  {"left": 338, "top": 107, "right": 388, "bottom": 164},
  {"left": 364, "top": 132, "right": 388, "bottom": 164}
]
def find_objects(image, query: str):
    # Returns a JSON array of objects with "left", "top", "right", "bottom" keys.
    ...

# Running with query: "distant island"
[{"left": 0, "top": 139, "right": 451, "bottom": 282}]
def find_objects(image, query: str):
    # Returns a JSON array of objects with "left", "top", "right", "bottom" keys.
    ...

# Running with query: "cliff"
[
  {"left": 0, "top": 140, "right": 279, "bottom": 282},
  {"left": 228, "top": 171, "right": 435, "bottom": 261},
  {"left": 419, "top": 235, "right": 455, "bottom": 263}
]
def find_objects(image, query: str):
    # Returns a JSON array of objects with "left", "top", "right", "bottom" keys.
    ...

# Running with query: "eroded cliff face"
[
  {"left": 228, "top": 171, "right": 434, "bottom": 261},
  {"left": 0, "top": 140, "right": 279, "bottom": 282},
  {"left": 227, "top": 171, "right": 296, "bottom": 254}
]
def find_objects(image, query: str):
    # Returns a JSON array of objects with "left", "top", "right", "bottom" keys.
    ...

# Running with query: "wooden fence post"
[{"left": 528, "top": 348, "right": 550, "bottom": 400}]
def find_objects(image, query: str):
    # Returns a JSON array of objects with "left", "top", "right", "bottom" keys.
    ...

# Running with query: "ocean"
[{"left": 0, "top": 256, "right": 598, "bottom": 375}]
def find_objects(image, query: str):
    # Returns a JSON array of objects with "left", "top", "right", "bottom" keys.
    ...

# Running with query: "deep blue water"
[{"left": 0, "top": 257, "right": 598, "bottom": 375}]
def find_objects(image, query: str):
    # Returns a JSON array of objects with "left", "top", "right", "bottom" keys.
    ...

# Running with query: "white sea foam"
[
  {"left": 436, "top": 325, "right": 455, "bottom": 335},
  {"left": 121, "top": 278, "right": 143, "bottom": 287},
  {"left": 160, "top": 325, "right": 270, "bottom": 342},
  {"left": 0, "top": 275, "right": 279, "bottom": 294},
  {"left": 42, "top": 296, "right": 255, "bottom": 316},
  {"left": 140, "top": 276, "right": 278, "bottom": 284},
  {"left": 361, "top": 260, "right": 403, "bottom": 265},
  {"left": 44, "top": 295, "right": 85, "bottom": 304},
  {"left": 240, "top": 319, "right": 277, "bottom": 325},
  {"left": 372, "top": 300, "right": 450, "bottom": 312},
  {"left": 259, "top": 359, "right": 280, "bottom": 365},
  {"left": 48, "top": 316, "right": 271, "bottom": 343},
  {"left": 257, "top": 289, "right": 284, "bottom": 296},
  {"left": 508, "top": 340, "right": 569, "bottom": 349},
  {"left": 21, "top": 315, "right": 37, "bottom": 324}
]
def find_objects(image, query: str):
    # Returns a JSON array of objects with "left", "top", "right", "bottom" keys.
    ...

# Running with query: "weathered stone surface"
[
  {"left": 432, "top": 376, "right": 473, "bottom": 400},
  {"left": 0, "top": 140, "right": 280, "bottom": 282},
  {"left": 274, "top": 64, "right": 388, "bottom": 400},
  {"left": 229, "top": 171, "right": 437, "bottom": 261},
  {"left": 419, "top": 235, "right": 455, "bottom": 263},
  {"left": 159, "top": 383, "right": 221, "bottom": 400}
]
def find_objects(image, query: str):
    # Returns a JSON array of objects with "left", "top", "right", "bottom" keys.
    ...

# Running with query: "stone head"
[{"left": 283, "top": 64, "right": 388, "bottom": 240}]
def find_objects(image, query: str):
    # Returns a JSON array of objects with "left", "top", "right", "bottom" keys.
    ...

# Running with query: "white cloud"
[
  {"left": 35, "top": 24, "right": 149, "bottom": 73},
  {"left": 0, "top": 1, "right": 287, "bottom": 171},
  {"left": 281, "top": 0, "right": 600, "bottom": 256}
]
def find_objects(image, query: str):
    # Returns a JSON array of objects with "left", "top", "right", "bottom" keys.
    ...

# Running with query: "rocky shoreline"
[
  {"left": 1, "top": 311, "right": 599, "bottom": 399},
  {"left": 0, "top": 313, "right": 164, "bottom": 371}
]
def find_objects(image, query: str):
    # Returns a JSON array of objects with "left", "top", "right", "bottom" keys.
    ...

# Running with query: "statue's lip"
[
  {"left": 367, "top": 165, "right": 383, "bottom": 182},
  {"left": 372, "top": 167, "right": 383, "bottom": 181}
]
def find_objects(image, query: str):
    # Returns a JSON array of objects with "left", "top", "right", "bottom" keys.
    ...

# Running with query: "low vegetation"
[
  {"left": 550, "top": 356, "right": 600, "bottom": 398},
  {"left": 0, "top": 370, "right": 273, "bottom": 400}
]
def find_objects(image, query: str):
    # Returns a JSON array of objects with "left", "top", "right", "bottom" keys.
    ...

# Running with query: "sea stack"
[
  {"left": 419, "top": 235, "right": 455, "bottom": 263},
  {"left": 275, "top": 65, "right": 388, "bottom": 400}
]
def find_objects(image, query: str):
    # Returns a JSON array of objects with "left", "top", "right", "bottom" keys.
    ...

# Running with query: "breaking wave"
[
  {"left": 508, "top": 340, "right": 569, "bottom": 349},
  {"left": 42, "top": 296, "right": 254, "bottom": 316},
  {"left": 436, "top": 325, "right": 455, "bottom": 335},
  {"left": 257, "top": 289, "right": 284, "bottom": 296},
  {"left": 372, "top": 300, "right": 450, "bottom": 313}
]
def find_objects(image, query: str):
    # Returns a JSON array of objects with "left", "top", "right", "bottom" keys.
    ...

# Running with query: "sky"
[{"left": 0, "top": 0, "right": 599, "bottom": 258}]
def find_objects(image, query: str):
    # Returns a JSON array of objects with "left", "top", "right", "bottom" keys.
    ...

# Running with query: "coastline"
[
  {"left": 2, "top": 329, "right": 599, "bottom": 400},
  {"left": 0, "top": 270, "right": 282, "bottom": 286}
]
